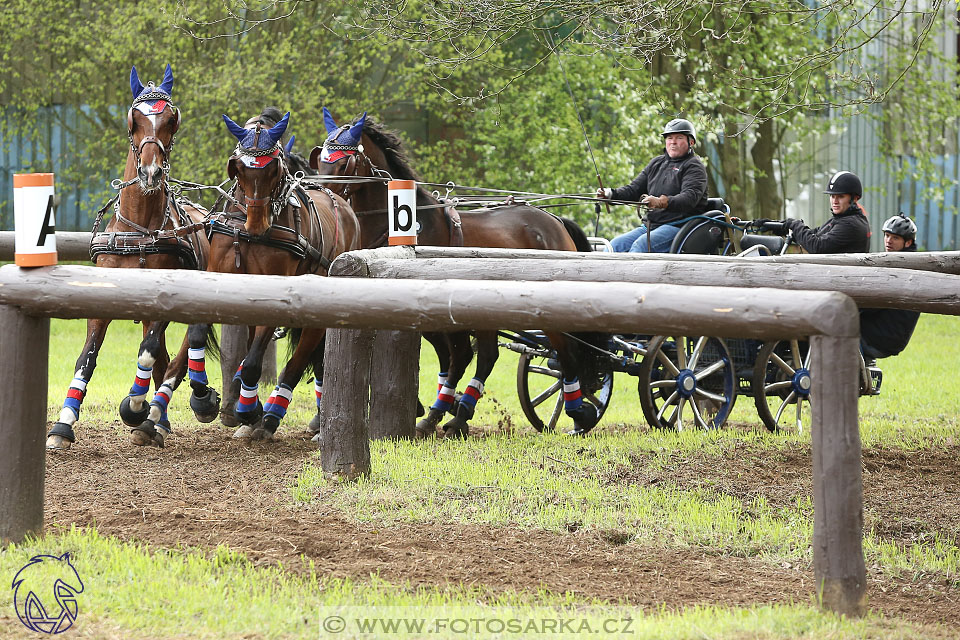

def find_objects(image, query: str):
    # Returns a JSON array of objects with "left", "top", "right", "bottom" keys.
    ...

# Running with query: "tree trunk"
[{"left": 751, "top": 118, "right": 783, "bottom": 218}]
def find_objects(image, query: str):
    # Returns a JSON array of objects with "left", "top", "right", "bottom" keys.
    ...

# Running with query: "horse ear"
[
  {"left": 222, "top": 114, "right": 247, "bottom": 142},
  {"left": 226, "top": 158, "right": 238, "bottom": 181},
  {"left": 347, "top": 111, "right": 366, "bottom": 142},
  {"left": 159, "top": 64, "right": 174, "bottom": 96},
  {"left": 265, "top": 112, "right": 290, "bottom": 146},
  {"left": 284, "top": 135, "right": 295, "bottom": 155},
  {"left": 309, "top": 146, "right": 322, "bottom": 169},
  {"left": 322, "top": 106, "right": 338, "bottom": 134},
  {"left": 130, "top": 65, "right": 144, "bottom": 99}
]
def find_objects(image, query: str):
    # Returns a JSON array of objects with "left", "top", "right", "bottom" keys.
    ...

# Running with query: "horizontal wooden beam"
[
  {"left": 0, "top": 231, "right": 92, "bottom": 262},
  {"left": 341, "top": 255, "right": 960, "bottom": 314},
  {"left": 367, "top": 246, "right": 960, "bottom": 275},
  {"left": 0, "top": 263, "right": 858, "bottom": 339}
]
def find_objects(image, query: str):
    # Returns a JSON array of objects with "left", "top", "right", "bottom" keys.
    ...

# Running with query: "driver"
[{"left": 597, "top": 118, "right": 709, "bottom": 253}]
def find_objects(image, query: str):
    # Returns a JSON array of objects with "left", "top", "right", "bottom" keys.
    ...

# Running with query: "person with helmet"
[
  {"left": 780, "top": 170, "right": 871, "bottom": 254},
  {"left": 597, "top": 118, "right": 709, "bottom": 252},
  {"left": 859, "top": 213, "right": 921, "bottom": 360}
]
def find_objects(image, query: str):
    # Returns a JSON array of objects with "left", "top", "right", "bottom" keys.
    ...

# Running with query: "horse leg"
[
  {"left": 415, "top": 332, "right": 455, "bottom": 438},
  {"left": 231, "top": 326, "right": 272, "bottom": 438},
  {"left": 549, "top": 332, "right": 599, "bottom": 436},
  {"left": 442, "top": 330, "right": 498, "bottom": 439},
  {"left": 47, "top": 318, "right": 112, "bottom": 450},
  {"left": 119, "top": 321, "right": 169, "bottom": 428},
  {"left": 256, "top": 329, "right": 324, "bottom": 441},
  {"left": 431, "top": 331, "right": 474, "bottom": 439},
  {"left": 185, "top": 323, "right": 221, "bottom": 423},
  {"left": 130, "top": 331, "right": 193, "bottom": 448}
]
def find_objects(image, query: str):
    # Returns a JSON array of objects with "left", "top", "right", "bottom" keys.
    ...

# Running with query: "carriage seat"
[
  {"left": 705, "top": 197, "right": 727, "bottom": 213},
  {"left": 739, "top": 234, "right": 785, "bottom": 256}
]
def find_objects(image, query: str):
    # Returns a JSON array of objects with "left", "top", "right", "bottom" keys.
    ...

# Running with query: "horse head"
[
  {"left": 309, "top": 107, "right": 368, "bottom": 197},
  {"left": 127, "top": 64, "right": 180, "bottom": 192},
  {"left": 223, "top": 111, "right": 290, "bottom": 236}
]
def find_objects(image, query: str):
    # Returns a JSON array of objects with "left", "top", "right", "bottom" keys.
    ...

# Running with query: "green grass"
[
  {"left": 0, "top": 528, "right": 947, "bottom": 639},
  {"left": 14, "top": 313, "right": 960, "bottom": 638}
]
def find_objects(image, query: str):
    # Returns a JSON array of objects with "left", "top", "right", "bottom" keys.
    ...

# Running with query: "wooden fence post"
[
  {"left": 810, "top": 334, "right": 866, "bottom": 616},
  {"left": 320, "top": 329, "right": 373, "bottom": 480},
  {"left": 0, "top": 304, "right": 49, "bottom": 544},
  {"left": 368, "top": 330, "right": 420, "bottom": 440}
]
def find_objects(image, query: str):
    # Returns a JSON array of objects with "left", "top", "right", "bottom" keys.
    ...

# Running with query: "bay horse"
[
  {"left": 46, "top": 65, "right": 211, "bottom": 450},
  {"left": 310, "top": 108, "right": 603, "bottom": 438},
  {"left": 129, "top": 109, "right": 360, "bottom": 445}
]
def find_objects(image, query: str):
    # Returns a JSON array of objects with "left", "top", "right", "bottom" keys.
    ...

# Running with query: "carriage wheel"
[
  {"left": 516, "top": 352, "right": 613, "bottom": 433},
  {"left": 638, "top": 335, "right": 737, "bottom": 431},
  {"left": 752, "top": 339, "right": 812, "bottom": 433}
]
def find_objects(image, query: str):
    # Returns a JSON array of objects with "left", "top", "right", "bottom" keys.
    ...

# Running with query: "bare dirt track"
[{"left": 42, "top": 421, "right": 960, "bottom": 630}]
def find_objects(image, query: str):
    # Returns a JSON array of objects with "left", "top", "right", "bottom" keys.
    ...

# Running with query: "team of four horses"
[{"left": 46, "top": 64, "right": 606, "bottom": 451}]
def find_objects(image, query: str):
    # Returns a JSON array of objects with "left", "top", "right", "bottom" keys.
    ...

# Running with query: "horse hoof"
[
  {"left": 131, "top": 420, "right": 165, "bottom": 448},
  {"left": 307, "top": 412, "right": 322, "bottom": 435},
  {"left": 251, "top": 427, "right": 275, "bottom": 442},
  {"left": 311, "top": 431, "right": 322, "bottom": 444},
  {"left": 190, "top": 387, "right": 221, "bottom": 423},
  {"left": 565, "top": 402, "right": 598, "bottom": 436},
  {"left": 233, "top": 425, "right": 255, "bottom": 439},
  {"left": 46, "top": 435, "right": 72, "bottom": 451},
  {"left": 415, "top": 401, "right": 425, "bottom": 418},
  {"left": 442, "top": 418, "right": 469, "bottom": 440},
  {"left": 119, "top": 395, "right": 149, "bottom": 427},
  {"left": 415, "top": 409, "right": 443, "bottom": 438},
  {"left": 234, "top": 402, "right": 263, "bottom": 426}
]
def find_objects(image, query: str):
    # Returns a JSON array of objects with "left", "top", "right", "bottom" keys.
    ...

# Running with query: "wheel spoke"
[
  {"left": 656, "top": 390, "right": 680, "bottom": 422},
  {"left": 675, "top": 398, "right": 686, "bottom": 431},
  {"left": 771, "top": 352, "right": 795, "bottom": 377},
  {"left": 530, "top": 380, "right": 562, "bottom": 408},
  {"left": 655, "top": 348, "right": 681, "bottom": 376},
  {"left": 694, "top": 358, "right": 726, "bottom": 380},
  {"left": 790, "top": 340, "right": 802, "bottom": 366},
  {"left": 693, "top": 388, "right": 726, "bottom": 403},
  {"left": 649, "top": 379, "right": 677, "bottom": 389},
  {"left": 774, "top": 390, "right": 796, "bottom": 425},
  {"left": 528, "top": 365, "right": 561, "bottom": 378},
  {"left": 547, "top": 393, "right": 564, "bottom": 431},
  {"left": 795, "top": 397, "right": 804, "bottom": 434},
  {"left": 688, "top": 336, "right": 708, "bottom": 370},
  {"left": 765, "top": 380, "right": 793, "bottom": 393},
  {"left": 676, "top": 339, "right": 688, "bottom": 370},
  {"left": 691, "top": 398, "right": 709, "bottom": 429}
]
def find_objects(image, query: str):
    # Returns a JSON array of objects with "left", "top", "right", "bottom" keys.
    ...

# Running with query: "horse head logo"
[{"left": 11, "top": 553, "right": 84, "bottom": 634}]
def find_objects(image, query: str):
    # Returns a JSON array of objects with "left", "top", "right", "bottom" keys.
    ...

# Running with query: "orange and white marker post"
[
  {"left": 13, "top": 173, "right": 58, "bottom": 267},
  {"left": 387, "top": 179, "right": 417, "bottom": 246}
]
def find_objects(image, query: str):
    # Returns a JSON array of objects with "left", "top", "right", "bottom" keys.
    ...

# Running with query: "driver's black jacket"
[
  {"left": 784, "top": 204, "right": 870, "bottom": 254},
  {"left": 859, "top": 243, "right": 921, "bottom": 358},
  {"left": 611, "top": 149, "right": 709, "bottom": 230}
]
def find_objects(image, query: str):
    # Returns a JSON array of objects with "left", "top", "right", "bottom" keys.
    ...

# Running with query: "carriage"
[{"left": 497, "top": 199, "right": 884, "bottom": 434}]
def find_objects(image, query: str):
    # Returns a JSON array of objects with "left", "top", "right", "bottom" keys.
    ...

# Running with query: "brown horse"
[
  {"left": 310, "top": 108, "right": 603, "bottom": 438},
  {"left": 47, "top": 64, "right": 211, "bottom": 450},
  {"left": 129, "top": 109, "right": 360, "bottom": 446}
]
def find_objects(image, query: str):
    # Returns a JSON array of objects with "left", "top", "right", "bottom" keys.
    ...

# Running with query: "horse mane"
[
  {"left": 361, "top": 117, "right": 437, "bottom": 204},
  {"left": 246, "top": 106, "right": 315, "bottom": 176}
]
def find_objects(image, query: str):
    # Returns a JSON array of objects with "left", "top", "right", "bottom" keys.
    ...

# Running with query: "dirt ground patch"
[{"left": 42, "top": 421, "right": 960, "bottom": 629}]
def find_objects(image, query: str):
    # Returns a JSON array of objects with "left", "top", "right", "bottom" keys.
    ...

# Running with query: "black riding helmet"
[
  {"left": 882, "top": 212, "right": 917, "bottom": 241},
  {"left": 662, "top": 118, "right": 696, "bottom": 145},
  {"left": 823, "top": 170, "right": 862, "bottom": 198}
]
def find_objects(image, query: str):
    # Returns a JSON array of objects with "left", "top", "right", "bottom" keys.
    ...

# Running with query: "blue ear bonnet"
[
  {"left": 130, "top": 64, "right": 174, "bottom": 104},
  {"left": 223, "top": 112, "right": 290, "bottom": 153},
  {"left": 320, "top": 106, "right": 366, "bottom": 163}
]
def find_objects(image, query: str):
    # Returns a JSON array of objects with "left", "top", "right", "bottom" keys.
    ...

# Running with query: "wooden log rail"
[
  {"left": 0, "top": 231, "right": 94, "bottom": 262},
  {"left": 1, "top": 262, "right": 864, "bottom": 616},
  {"left": 335, "top": 249, "right": 960, "bottom": 313}
]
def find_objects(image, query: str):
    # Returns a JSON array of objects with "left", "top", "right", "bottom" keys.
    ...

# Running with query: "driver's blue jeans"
[{"left": 610, "top": 225, "right": 681, "bottom": 253}]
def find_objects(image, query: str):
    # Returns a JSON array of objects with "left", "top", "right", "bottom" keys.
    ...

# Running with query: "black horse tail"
[
  {"left": 559, "top": 216, "right": 593, "bottom": 253},
  {"left": 204, "top": 325, "right": 221, "bottom": 363}
]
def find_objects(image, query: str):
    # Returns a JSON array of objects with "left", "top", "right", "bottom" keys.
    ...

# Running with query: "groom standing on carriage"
[{"left": 596, "top": 118, "right": 710, "bottom": 253}]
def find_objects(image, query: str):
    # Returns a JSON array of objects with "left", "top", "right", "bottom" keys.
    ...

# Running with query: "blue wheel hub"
[
  {"left": 792, "top": 367, "right": 812, "bottom": 397},
  {"left": 676, "top": 369, "right": 697, "bottom": 398}
]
